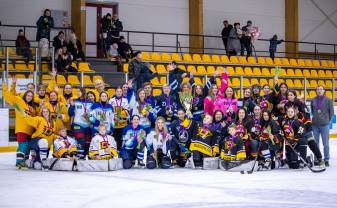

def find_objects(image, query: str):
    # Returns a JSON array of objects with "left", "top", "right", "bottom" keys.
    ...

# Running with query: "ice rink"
[{"left": 1, "top": 140, "right": 337, "bottom": 208}]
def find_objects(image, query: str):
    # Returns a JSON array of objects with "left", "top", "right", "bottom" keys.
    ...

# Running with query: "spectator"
[
  {"left": 128, "top": 51, "right": 157, "bottom": 91},
  {"left": 241, "top": 20, "right": 253, "bottom": 57},
  {"left": 56, "top": 46, "right": 76, "bottom": 72},
  {"left": 227, "top": 23, "right": 242, "bottom": 56},
  {"left": 53, "top": 31, "right": 66, "bottom": 52},
  {"left": 269, "top": 34, "right": 283, "bottom": 60},
  {"left": 221, "top": 20, "right": 233, "bottom": 53},
  {"left": 108, "top": 43, "right": 122, "bottom": 71},
  {"left": 118, "top": 36, "right": 133, "bottom": 62},
  {"left": 36, "top": 9, "right": 54, "bottom": 41},
  {"left": 311, "top": 85, "right": 334, "bottom": 167},
  {"left": 168, "top": 61, "right": 189, "bottom": 92},
  {"left": 67, "top": 31, "right": 85, "bottom": 62},
  {"left": 110, "top": 14, "right": 123, "bottom": 44},
  {"left": 15, "top": 29, "right": 32, "bottom": 63},
  {"left": 101, "top": 13, "right": 112, "bottom": 56}
]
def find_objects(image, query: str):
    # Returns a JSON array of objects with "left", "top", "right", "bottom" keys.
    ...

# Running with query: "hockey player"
[
  {"left": 68, "top": 88, "right": 94, "bottom": 158},
  {"left": 282, "top": 106, "right": 306, "bottom": 169},
  {"left": 170, "top": 109, "right": 198, "bottom": 167},
  {"left": 154, "top": 85, "right": 177, "bottom": 127},
  {"left": 89, "top": 91, "right": 115, "bottom": 135},
  {"left": 273, "top": 77, "right": 289, "bottom": 122},
  {"left": 89, "top": 124, "right": 118, "bottom": 160},
  {"left": 145, "top": 117, "right": 172, "bottom": 169},
  {"left": 189, "top": 114, "right": 218, "bottom": 167},
  {"left": 220, "top": 124, "right": 246, "bottom": 160},
  {"left": 212, "top": 110, "right": 229, "bottom": 156},
  {"left": 109, "top": 86, "right": 130, "bottom": 150},
  {"left": 191, "top": 84, "right": 205, "bottom": 122},
  {"left": 120, "top": 115, "right": 147, "bottom": 168},
  {"left": 247, "top": 105, "right": 262, "bottom": 159},
  {"left": 53, "top": 126, "right": 78, "bottom": 158}
]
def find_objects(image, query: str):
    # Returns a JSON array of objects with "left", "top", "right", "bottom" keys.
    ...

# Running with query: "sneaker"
[
  {"left": 319, "top": 160, "right": 326, "bottom": 169},
  {"left": 325, "top": 161, "right": 330, "bottom": 167}
]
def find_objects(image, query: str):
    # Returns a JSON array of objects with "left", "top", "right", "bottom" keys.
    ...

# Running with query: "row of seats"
[
  {"left": 141, "top": 52, "right": 337, "bottom": 68},
  {"left": 0, "top": 61, "right": 93, "bottom": 72},
  {"left": 123, "top": 63, "right": 337, "bottom": 78},
  {"left": 20, "top": 74, "right": 104, "bottom": 86}
]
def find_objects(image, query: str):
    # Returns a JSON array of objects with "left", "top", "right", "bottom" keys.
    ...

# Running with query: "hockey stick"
[
  {"left": 287, "top": 143, "right": 325, "bottom": 173},
  {"left": 241, "top": 138, "right": 262, "bottom": 174}
]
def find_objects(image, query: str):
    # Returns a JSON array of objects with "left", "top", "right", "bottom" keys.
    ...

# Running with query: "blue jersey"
[
  {"left": 122, "top": 125, "right": 146, "bottom": 150},
  {"left": 68, "top": 99, "right": 93, "bottom": 129},
  {"left": 89, "top": 102, "right": 115, "bottom": 134}
]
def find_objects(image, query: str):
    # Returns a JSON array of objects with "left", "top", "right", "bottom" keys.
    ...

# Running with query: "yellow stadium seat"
[
  {"left": 202, "top": 54, "right": 211, "bottom": 63},
  {"left": 281, "top": 58, "right": 290, "bottom": 66},
  {"left": 320, "top": 60, "right": 328, "bottom": 68},
  {"left": 156, "top": 65, "right": 167, "bottom": 73},
  {"left": 312, "top": 60, "right": 320, "bottom": 67},
  {"left": 150, "top": 77, "right": 160, "bottom": 86},
  {"left": 57, "top": 75, "right": 67, "bottom": 85},
  {"left": 270, "top": 68, "right": 275, "bottom": 76},
  {"left": 253, "top": 67, "right": 261, "bottom": 76},
  {"left": 71, "top": 63, "right": 78, "bottom": 70},
  {"left": 251, "top": 78, "right": 259, "bottom": 85},
  {"left": 7, "top": 64, "right": 14, "bottom": 70},
  {"left": 194, "top": 77, "right": 203, "bottom": 85},
  {"left": 317, "top": 80, "right": 325, "bottom": 87},
  {"left": 304, "top": 59, "right": 313, "bottom": 67},
  {"left": 244, "top": 67, "right": 253, "bottom": 75},
  {"left": 305, "top": 80, "right": 311, "bottom": 88},
  {"left": 160, "top": 76, "right": 167, "bottom": 85},
  {"left": 247, "top": 57, "right": 257, "bottom": 64},
  {"left": 297, "top": 59, "right": 305, "bottom": 66},
  {"left": 262, "top": 68, "right": 270, "bottom": 76},
  {"left": 303, "top": 69, "right": 310, "bottom": 77},
  {"left": 327, "top": 60, "right": 335, "bottom": 68},
  {"left": 294, "top": 79, "right": 303, "bottom": 87},
  {"left": 239, "top": 56, "right": 247, "bottom": 64},
  {"left": 68, "top": 75, "right": 80, "bottom": 85},
  {"left": 326, "top": 91, "right": 332, "bottom": 99},
  {"left": 78, "top": 62, "right": 93, "bottom": 72},
  {"left": 310, "top": 80, "right": 318, "bottom": 88},
  {"left": 235, "top": 67, "right": 244, "bottom": 75},
  {"left": 268, "top": 79, "right": 274, "bottom": 87},
  {"left": 265, "top": 57, "right": 274, "bottom": 65},
  {"left": 187, "top": 65, "right": 196, "bottom": 73},
  {"left": 142, "top": 52, "right": 150, "bottom": 60},
  {"left": 42, "top": 63, "right": 50, "bottom": 72},
  {"left": 257, "top": 57, "right": 265, "bottom": 65},
  {"left": 215, "top": 78, "right": 221, "bottom": 86},
  {"left": 295, "top": 69, "right": 303, "bottom": 77},
  {"left": 83, "top": 75, "right": 93, "bottom": 86},
  {"left": 161, "top": 53, "right": 171, "bottom": 61},
  {"left": 178, "top": 65, "right": 186, "bottom": 71},
  {"left": 206, "top": 66, "right": 215, "bottom": 75},
  {"left": 280, "top": 68, "right": 287, "bottom": 76},
  {"left": 231, "top": 78, "right": 240, "bottom": 87},
  {"left": 16, "top": 74, "right": 26, "bottom": 79},
  {"left": 171, "top": 53, "right": 182, "bottom": 62},
  {"left": 93, "top": 75, "right": 104, "bottom": 83},
  {"left": 107, "top": 89, "right": 116, "bottom": 98},
  {"left": 286, "top": 79, "right": 294, "bottom": 87},
  {"left": 14, "top": 63, "right": 29, "bottom": 71},
  {"left": 211, "top": 55, "right": 221, "bottom": 63},
  {"left": 274, "top": 58, "right": 282, "bottom": 65},
  {"left": 42, "top": 75, "right": 52, "bottom": 84},
  {"left": 192, "top": 54, "right": 202, "bottom": 62},
  {"left": 196, "top": 66, "right": 207, "bottom": 74},
  {"left": 260, "top": 79, "right": 268, "bottom": 86},
  {"left": 333, "top": 70, "right": 337, "bottom": 77},
  {"left": 325, "top": 70, "right": 333, "bottom": 78},
  {"left": 287, "top": 69, "right": 295, "bottom": 76},
  {"left": 149, "top": 65, "right": 156, "bottom": 73},
  {"left": 221, "top": 55, "right": 230, "bottom": 63},
  {"left": 123, "top": 63, "right": 129, "bottom": 73},
  {"left": 309, "top": 91, "right": 316, "bottom": 99},
  {"left": 183, "top": 54, "right": 193, "bottom": 62},
  {"left": 326, "top": 80, "right": 332, "bottom": 88},
  {"left": 151, "top": 52, "right": 161, "bottom": 61},
  {"left": 153, "top": 89, "right": 162, "bottom": 96},
  {"left": 225, "top": 66, "right": 235, "bottom": 75},
  {"left": 230, "top": 56, "right": 239, "bottom": 63},
  {"left": 311, "top": 70, "right": 318, "bottom": 77},
  {"left": 318, "top": 70, "right": 325, "bottom": 77},
  {"left": 289, "top": 59, "right": 297, "bottom": 66}
]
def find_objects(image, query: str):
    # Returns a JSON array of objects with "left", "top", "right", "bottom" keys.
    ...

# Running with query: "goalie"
[{"left": 53, "top": 126, "right": 78, "bottom": 158}]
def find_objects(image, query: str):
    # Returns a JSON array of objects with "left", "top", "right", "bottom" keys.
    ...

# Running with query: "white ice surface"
[{"left": 1, "top": 141, "right": 337, "bottom": 208}]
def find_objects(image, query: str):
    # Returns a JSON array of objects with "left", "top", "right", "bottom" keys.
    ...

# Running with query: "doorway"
[{"left": 85, "top": 3, "right": 118, "bottom": 58}]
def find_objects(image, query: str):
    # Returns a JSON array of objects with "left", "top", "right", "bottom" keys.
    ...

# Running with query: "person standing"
[
  {"left": 36, "top": 9, "right": 54, "bottom": 41},
  {"left": 221, "top": 20, "right": 232, "bottom": 53},
  {"left": 269, "top": 34, "right": 283, "bottom": 60},
  {"left": 111, "top": 14, "right": 123, "bottom": 44},
  {"left": 311, "top": 85, "right": 334, "bottom": 167},
  {"left": 15, "top": 29, "right": 32, "bottom": 63}
]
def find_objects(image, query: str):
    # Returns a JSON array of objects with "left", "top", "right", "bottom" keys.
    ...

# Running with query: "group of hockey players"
[{"left": 2, "top": 61, "right": 327, "bottom": 172}]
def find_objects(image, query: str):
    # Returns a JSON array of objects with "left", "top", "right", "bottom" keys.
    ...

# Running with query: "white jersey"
[
  {"left": 89, "top": 134, "right": 118, "bottom": 159},
  {"left": 146, "top": 130, "right": 171, "bottom": 154},
  {"left": 53, "top": 136, "right": 78, "bottom": 158},
  {"left": 109, "top": 96, "right": 129, "bottom": 110},
  {"left": 69, "top": 99, "right": 93, "bottom": 128},
  {"left": 130, "top": 102, "right": 156, "bottom": 130}
]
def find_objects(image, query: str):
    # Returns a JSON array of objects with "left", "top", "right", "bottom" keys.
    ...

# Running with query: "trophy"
[{"left": 179, "top": 92, "right": 193, "bottom": 118}]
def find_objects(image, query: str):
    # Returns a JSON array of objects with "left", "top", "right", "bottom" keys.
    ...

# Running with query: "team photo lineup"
[{"left": 2, "top": 58, "right": 333, "bottom": 172}]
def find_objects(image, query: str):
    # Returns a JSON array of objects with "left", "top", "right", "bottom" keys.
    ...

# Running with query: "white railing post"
[
  {"left": 304, "top": 77, "right": 307, "bottom": 103},
  {"left": 80, "top": 72, "right": 84, "bottom": 87}
]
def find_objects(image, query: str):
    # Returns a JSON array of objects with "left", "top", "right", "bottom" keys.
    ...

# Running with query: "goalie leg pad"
[
  {"left": 108, "top": 158, "right": 123, "bottom": 171},
  {"left": 76, "top": 160, "right": 109, "bottom": 172}
]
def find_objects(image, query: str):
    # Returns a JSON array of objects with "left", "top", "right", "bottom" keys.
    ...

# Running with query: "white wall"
[
  {"left": 86, "top": 0, "right": 189, "bottom": 52},
  {"left": 203, "top": 0, "right": 285, "bottom": 55},
  {"left": 299, "top": 0, "right": 337, "bottom": 53},
  {"left": 0, "top": 0, "right": 71, "bottom": 45}
]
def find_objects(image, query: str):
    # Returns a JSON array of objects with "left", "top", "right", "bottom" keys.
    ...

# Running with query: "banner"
[
  {"left": 0, "top": 109, "right": 9, "bottom": 146},
  {"left": 0, "top": 78, "right": 33, "bottom": 98}
]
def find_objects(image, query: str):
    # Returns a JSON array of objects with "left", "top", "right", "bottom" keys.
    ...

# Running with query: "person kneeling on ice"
[
  {"left": 120, "top": 115, "right": 147, "bottom": 169},
  {"left": 146, "top": 117, "right": 172, "bottom": 169},
  {"left": 220, "top": 124, "right": 246, "bottom": 161},
  {"left": 89, "top": 124, "right": 118, "bottom": 160},
  {"left": 53, "top": 126, "right": 78, "bottom": 159},
  {"left": 189, "top": 114, "right": 218, "bottom": 167},
  {"left": 281, "top": 106, "right": 306, "bottom": 169}
]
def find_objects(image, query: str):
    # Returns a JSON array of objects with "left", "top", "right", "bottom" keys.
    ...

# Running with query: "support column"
[
  {"left": 285, "top": 0, "right": 298, "bottom": 58},
  {"left": 189, "top": 0, "right": 203, "bottom": 54},
  {"left": 71, "top": 0, "right": 86, "bottom": 53}
]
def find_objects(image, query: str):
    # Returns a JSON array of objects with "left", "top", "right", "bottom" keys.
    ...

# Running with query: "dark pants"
[
  {"left": 241, "top": 38, "right": 252, "bottom": 57},
  {"left": 269, "top": 50, "right": 275, "bottom": 60},
  {"left": 113, "top": 128, "right": 124, "bottom": 151},
  {"left": 222, "top": 38, "right": 228, "bottom": 52}
]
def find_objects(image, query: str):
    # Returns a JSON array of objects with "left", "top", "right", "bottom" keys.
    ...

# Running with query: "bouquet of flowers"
[
  {"left": 179, "top": 92, "right": 193, "bottom": 118},
  {"left": 141, "top": 104, "right": 152, "bottom": 116}
]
